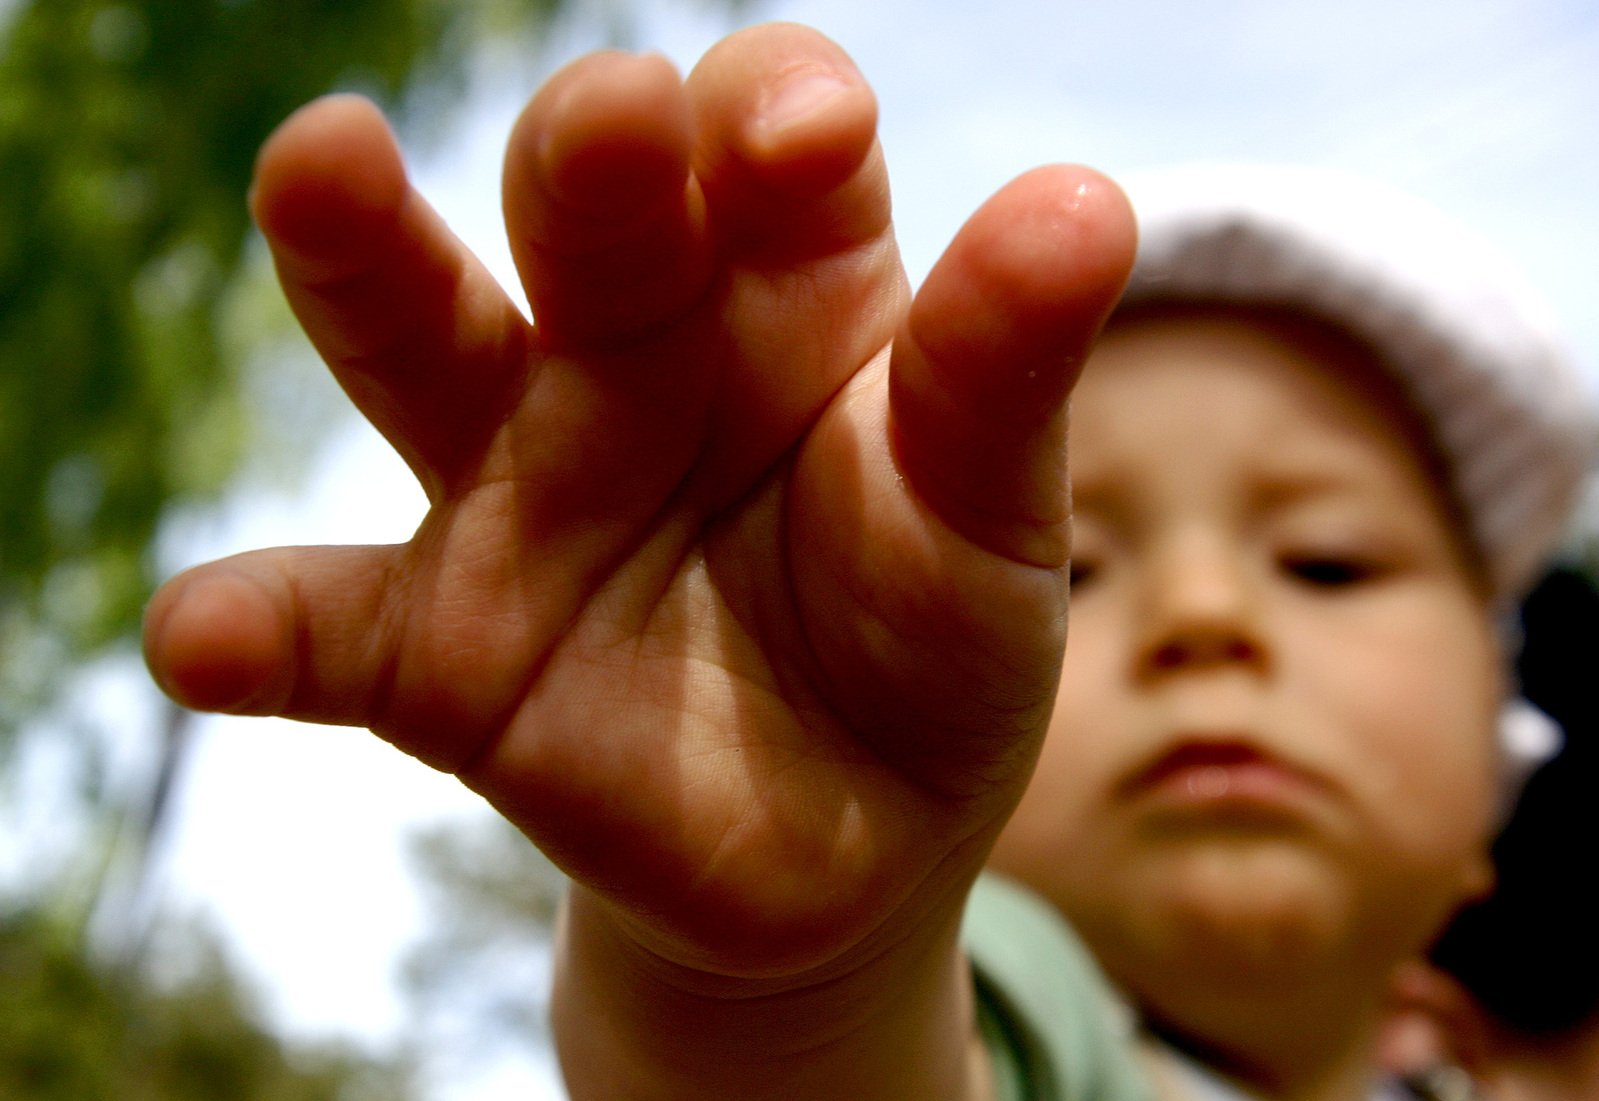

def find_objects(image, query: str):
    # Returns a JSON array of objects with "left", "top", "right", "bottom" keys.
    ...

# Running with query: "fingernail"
[{"left": 758, "top": 69, "right": 850, "bottom": 135}]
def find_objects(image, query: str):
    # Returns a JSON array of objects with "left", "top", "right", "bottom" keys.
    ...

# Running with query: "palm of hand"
[{"left": 144, "top": 26, "right": 1134, "bottom": 978}]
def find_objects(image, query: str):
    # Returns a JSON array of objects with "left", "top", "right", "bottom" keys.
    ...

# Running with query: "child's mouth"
[{"left": 1120, "top": 740, "right": 1327, "bottom": 823}]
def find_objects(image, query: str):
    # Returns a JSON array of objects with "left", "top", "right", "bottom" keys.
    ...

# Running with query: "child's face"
[{"left": 990, "top": 306, "right": 1500, "bottom": 1001}]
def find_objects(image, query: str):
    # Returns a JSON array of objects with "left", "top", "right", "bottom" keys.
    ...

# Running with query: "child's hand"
[{"left": 144, "top": 23, "right": 1134, "bottom": 981}]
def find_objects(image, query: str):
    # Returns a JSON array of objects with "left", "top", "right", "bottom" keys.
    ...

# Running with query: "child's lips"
[{"left": 1118, "top": 739, "right": 1330, "bottom": 818}]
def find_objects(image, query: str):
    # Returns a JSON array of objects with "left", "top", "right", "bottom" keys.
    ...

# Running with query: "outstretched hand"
[{"left": 144, "top": 23, "right": 1134, "bottom": 981}]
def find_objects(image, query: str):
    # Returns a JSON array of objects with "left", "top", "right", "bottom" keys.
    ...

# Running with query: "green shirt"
[{"left": 965, "top": 875, "right": 1157, "bottom": 1101}]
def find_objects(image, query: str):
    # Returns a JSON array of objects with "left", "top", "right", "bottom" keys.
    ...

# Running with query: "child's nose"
[{"left": 1133, "top": 537, "right": 1267, "bottom": 680}]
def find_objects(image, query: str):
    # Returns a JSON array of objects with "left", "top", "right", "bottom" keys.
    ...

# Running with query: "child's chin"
[{"left": 1083, "top": 841, "right": 1360, "bottom": 983}]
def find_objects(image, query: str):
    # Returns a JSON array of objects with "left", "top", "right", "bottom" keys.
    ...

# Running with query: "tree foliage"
[
  {"left": 1, "top": 904, "right": 416, "bottom": 1100},
  {"left": 0, "top": 0, "right": 564, "bottom": 742},
  {"left": 0, "top": 1, "right": 568, "bottom": 1094}
]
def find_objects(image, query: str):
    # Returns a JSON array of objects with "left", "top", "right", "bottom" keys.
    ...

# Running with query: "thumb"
[{"left": 144, "top": 545, "right": 401, "bottom": 726}]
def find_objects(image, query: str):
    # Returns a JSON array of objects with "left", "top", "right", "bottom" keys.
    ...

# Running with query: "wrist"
[{"left": 551, "top": 875, "right": 990, "bottom": 1100}]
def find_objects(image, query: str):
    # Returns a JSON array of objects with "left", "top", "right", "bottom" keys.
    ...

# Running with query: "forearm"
[{"left": 551, "top": 883, "right": 994, "bottom": 1101}]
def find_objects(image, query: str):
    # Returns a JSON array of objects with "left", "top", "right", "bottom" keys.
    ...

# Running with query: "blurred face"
[{"left": 990, "top": 307, "right": 1500, "bottom": 1006}]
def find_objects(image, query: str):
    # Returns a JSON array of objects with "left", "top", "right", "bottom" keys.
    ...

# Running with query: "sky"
[{"left": 127, "top": 0, "right": 1599, "bottom": 1097}]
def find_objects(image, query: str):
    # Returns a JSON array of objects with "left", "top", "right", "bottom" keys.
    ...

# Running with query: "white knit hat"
[{"left": 1119, "top": 163, "right": 1596, "bottom": 601}]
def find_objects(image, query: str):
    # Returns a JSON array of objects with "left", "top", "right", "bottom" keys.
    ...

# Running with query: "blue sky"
[{"left": 143, "top": 1, "right": 1599, "bottom": 1097}]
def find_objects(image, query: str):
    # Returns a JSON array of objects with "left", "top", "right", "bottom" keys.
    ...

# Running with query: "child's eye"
[{"left": 1280, "top": 554, "right": 1382, "bottom": 588}]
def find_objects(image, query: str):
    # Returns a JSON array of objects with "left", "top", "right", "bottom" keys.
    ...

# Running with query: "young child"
[
  {"left": 973, "top": 162, "right": 1595, "bottom": 1101},
  {"left": 141, "top": 23, "right": 1593, "bottom": 1101}
]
